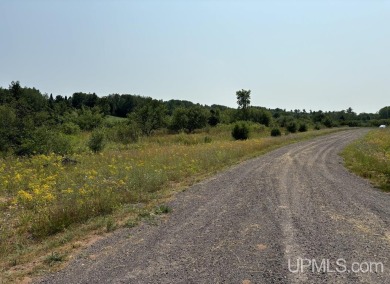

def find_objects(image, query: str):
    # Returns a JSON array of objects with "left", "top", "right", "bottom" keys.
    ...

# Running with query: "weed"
[
  {"left": 44, "top": 252, "right": 64, "bottom": 266},
  {"left": 105, "top": 218, "right": 117, "bottom": 232},
  {"left": 154, "top": 205, "right": 172, "bottom": 215},
  {"left": 124, "top": 219, "right": 139, "bottom": 228}
]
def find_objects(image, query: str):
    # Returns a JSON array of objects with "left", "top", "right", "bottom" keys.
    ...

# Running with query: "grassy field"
[
  {"left": 342, "top": 128, "right": 390, "bottom": 192},
  {"left": 0, "top": 126, "right": 346, "bottom": 282}
]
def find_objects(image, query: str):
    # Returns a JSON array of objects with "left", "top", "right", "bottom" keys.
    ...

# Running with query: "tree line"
[{"left": 0, "top": 81, "right": 388, "bottom": 155}]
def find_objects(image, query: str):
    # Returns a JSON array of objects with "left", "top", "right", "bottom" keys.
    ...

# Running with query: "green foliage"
[
  {"left": 109, "top": 121, "right": 141, "bottom": 144},
  {"left": 298, "top": 123, "right": 308, "bottom": 132},
  {"left": 208, "top": 109, "right": 220, "bottom": 126},
  {"left": 60, "top": 122, "right": 81, "bottom": 135},
  {"left": 286, "top": 121, "right": 298, "bottom": 133},
  {"left": 88, "top": 129, "right": 105, "bottom": 153},
  {"left": 170, "top": 106, "right": 208, "bottom": 133},
  {"left": 314, "top": 124, "right": 321, "bottom": 130},
  {"left": 323, "top": 117, "right": 334, "bottom": 128},
  {"left": 277, "top": 115, "right": 294, "bottom": 128},
  {"left": 154, "top": 205, "right": 172, "bottom": 215},
  {"left": 249, "top": 108, "right": 272, "bottom": 126},
  {"left": 186, "top": 106, "right": 208, "bottom": 132},
  {"left": 0, "top": 105, "right": 17, "bottom": 152},
  {"left": 133, "top": 99, "right": 167, "bottom": 135},
  {"left": 18, "top": 127, "right": 72, "bottom": 155},
  {"left": 44, "top": 252, "right": 64, "bottom": 266},
  {"left": 236, "top": 89, "right": 251, "bottom": 110},
  {"left": 232, "top": 122, "right": 250, "bottom": 140},
  {"left": 105, "top": 218, "right": 117, "bottom": 232},
  {"left": 270, "top": 128, "right": 282, "bottom": 137},
  {"left": 236, "top": 89, "right": 251, "bottom": 120},
  {"left": 378, "top": 106, "right": 390, "bottom": 119},
  {"left": 66, "top": 107, "right": 104, "bottom": 131},
  {"left": 170, "top": 107, "right": 188, "bottom": 132}
]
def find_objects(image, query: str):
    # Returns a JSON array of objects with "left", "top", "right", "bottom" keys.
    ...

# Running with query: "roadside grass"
[
  {"left": 342, "top": 128, "right": 390, "bottom": 191},
  {"left": 0, "top": 127, "right": 346, "bottom": 282}
]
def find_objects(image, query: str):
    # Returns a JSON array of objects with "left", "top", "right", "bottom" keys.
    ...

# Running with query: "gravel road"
[{"left": 37, "top": 129, "right": 390, "bottom": 283}]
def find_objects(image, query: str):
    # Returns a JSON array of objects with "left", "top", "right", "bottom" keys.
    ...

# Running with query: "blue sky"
[{"left": 1, "top": 0, "right": 389, "bottom": 113}]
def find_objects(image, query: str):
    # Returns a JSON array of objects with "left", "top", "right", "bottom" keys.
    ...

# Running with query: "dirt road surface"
[{"left": 37, "top": 129, "right": 390, "bottom": 283}]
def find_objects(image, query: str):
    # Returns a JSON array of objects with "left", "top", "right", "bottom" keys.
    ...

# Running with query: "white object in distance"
[{"left": 379, "top": 125, "right": 386, "bottom": 128}]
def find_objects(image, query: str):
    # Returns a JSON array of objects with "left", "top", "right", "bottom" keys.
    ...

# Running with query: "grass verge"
[{"left": 342, "top": 128, "right": 390, "bottom": 191}]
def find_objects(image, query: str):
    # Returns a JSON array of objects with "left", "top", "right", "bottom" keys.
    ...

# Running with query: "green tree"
[
  {"left": 236, "top": 89, "right": 251, "bottom": 109},
  {"left": 379, "top": 106, "right": 390, "bottom": 119},
  {"left": 208, "top": 109, "right": 220, "bottom": 126},
  {"left": 0, "top": 105, "right": 17, "bottom": 152},
  {"left": 186, "top": 106, "right": 208, "bottom": 132},
  {"left": 236, "top": 89, "right": 251, "bottom": 120},
  {"left": 169, "top": 107, "right": 189, "bottom": 132},
  {"left": 133, "top": 99, "right": 167, "bottom": 135},
  {"left": 249, "top": 108, "right": 272, "bottom": 126}
]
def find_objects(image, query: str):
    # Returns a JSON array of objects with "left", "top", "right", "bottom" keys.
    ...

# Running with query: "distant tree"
[
  {"left": 0, "top": 105, "right": 17, "bottom": 152},
  {"left": 208, "top": 109, "right": 220, "bottom": 126},
  {"left": 170, "top": 107, "right": 189, "bottom": 132},
  {"left": 133, "top": 99, "right": 167, "bottom": 135},
  {"left": 379, "top": 106, "right": 390, "bottom": 119},
  {"left": 9, "top": 81, "right": 22, "bottom": 100},
  {"left": 249, "top": 108, "right": 272, "bottom": 126},
  {"left": 186, "top": 106, "right": 208, "bottom": 132},
  {"left": 323, "top": 117, "right": 334, "bottom": 128},
  {"left": 236, "top": 89, "right": 251, "bottom": 120},
  {"left": 236, "top": 89, "right": 251, "bottom": 110},
  {"left": 286, "top": 121, "right": 297, "bottom": 133}
]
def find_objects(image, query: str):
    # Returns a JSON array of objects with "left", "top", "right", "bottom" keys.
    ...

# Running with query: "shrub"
[
  {"left": 88, "top": 129, "right": 105, "bottom": 153},
  {"left": 155, "top": 205, "right": 172, "bottom": 215},
  {"left": 314, "top": 124, "right": 321, "bottom": 130},
  {"left": 323, "top": 117, "right": 334, "bottom": 128},
  {"left": 61, "top": 122, "right": 81, "bottom": 135},
  {"left": 110, "top": 121, "right": 141, "bottom": 144},
  {"left": 270, "top": 128, "right": 282, "bottom": 136},
  {"left": 232, "top": 123, "right": 250, "bottom": 140},
  {"left": 298, "top": 123, "right": 308, "bottom": 132},
  {"left": 18, "top": 127, "right": 73, "bottom": 155},
  {"left": 286, "top": 121, "right": 297, "bottom": 133}
]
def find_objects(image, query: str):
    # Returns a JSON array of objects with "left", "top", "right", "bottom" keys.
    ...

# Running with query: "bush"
[
  {"left": 323, "top": 117, "right": 334, "bottom": 128},
  {"left": 270, "top": 128, "right": 282, "bottom": 137},
  {"left": 298, "top": 123, "right": 308, "bottom": 132},
  {"left": 88, "top": 129, "right": 105, "bottom": 153},
  {"left": 314, "top": 124, "right": 321, "bottom": 130},
  {"left": 109, "top": 121, "right": 141, "bottom": 144},
  {"left": 232, "top": 123, "right": 249, "bottom": 140},
  {"left": 286, "top": 121, "right": 297, "bottom": 133},
  {"left": 18, "top": 127, "right": 73, "bottom": 155},
  {"left": 61, "top": 122, "right": 81, "bottom": 135}
]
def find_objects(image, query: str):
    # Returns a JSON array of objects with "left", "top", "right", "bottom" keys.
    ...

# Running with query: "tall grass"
[
  {"left": 0, "top": 127, "right": 344, "bottom": 281},
  {"left": 342, "top": 128, "right": 390, "bottom": 191}
]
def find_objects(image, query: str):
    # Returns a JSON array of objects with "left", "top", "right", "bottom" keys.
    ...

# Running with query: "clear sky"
[{"left": 1, "top": 0, "right": 389, "bottom": 114}]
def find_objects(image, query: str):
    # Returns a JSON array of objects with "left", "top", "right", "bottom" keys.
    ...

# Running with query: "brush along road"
[{"left": 38, "top": 129, "right": 390, "bottom": 283}]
